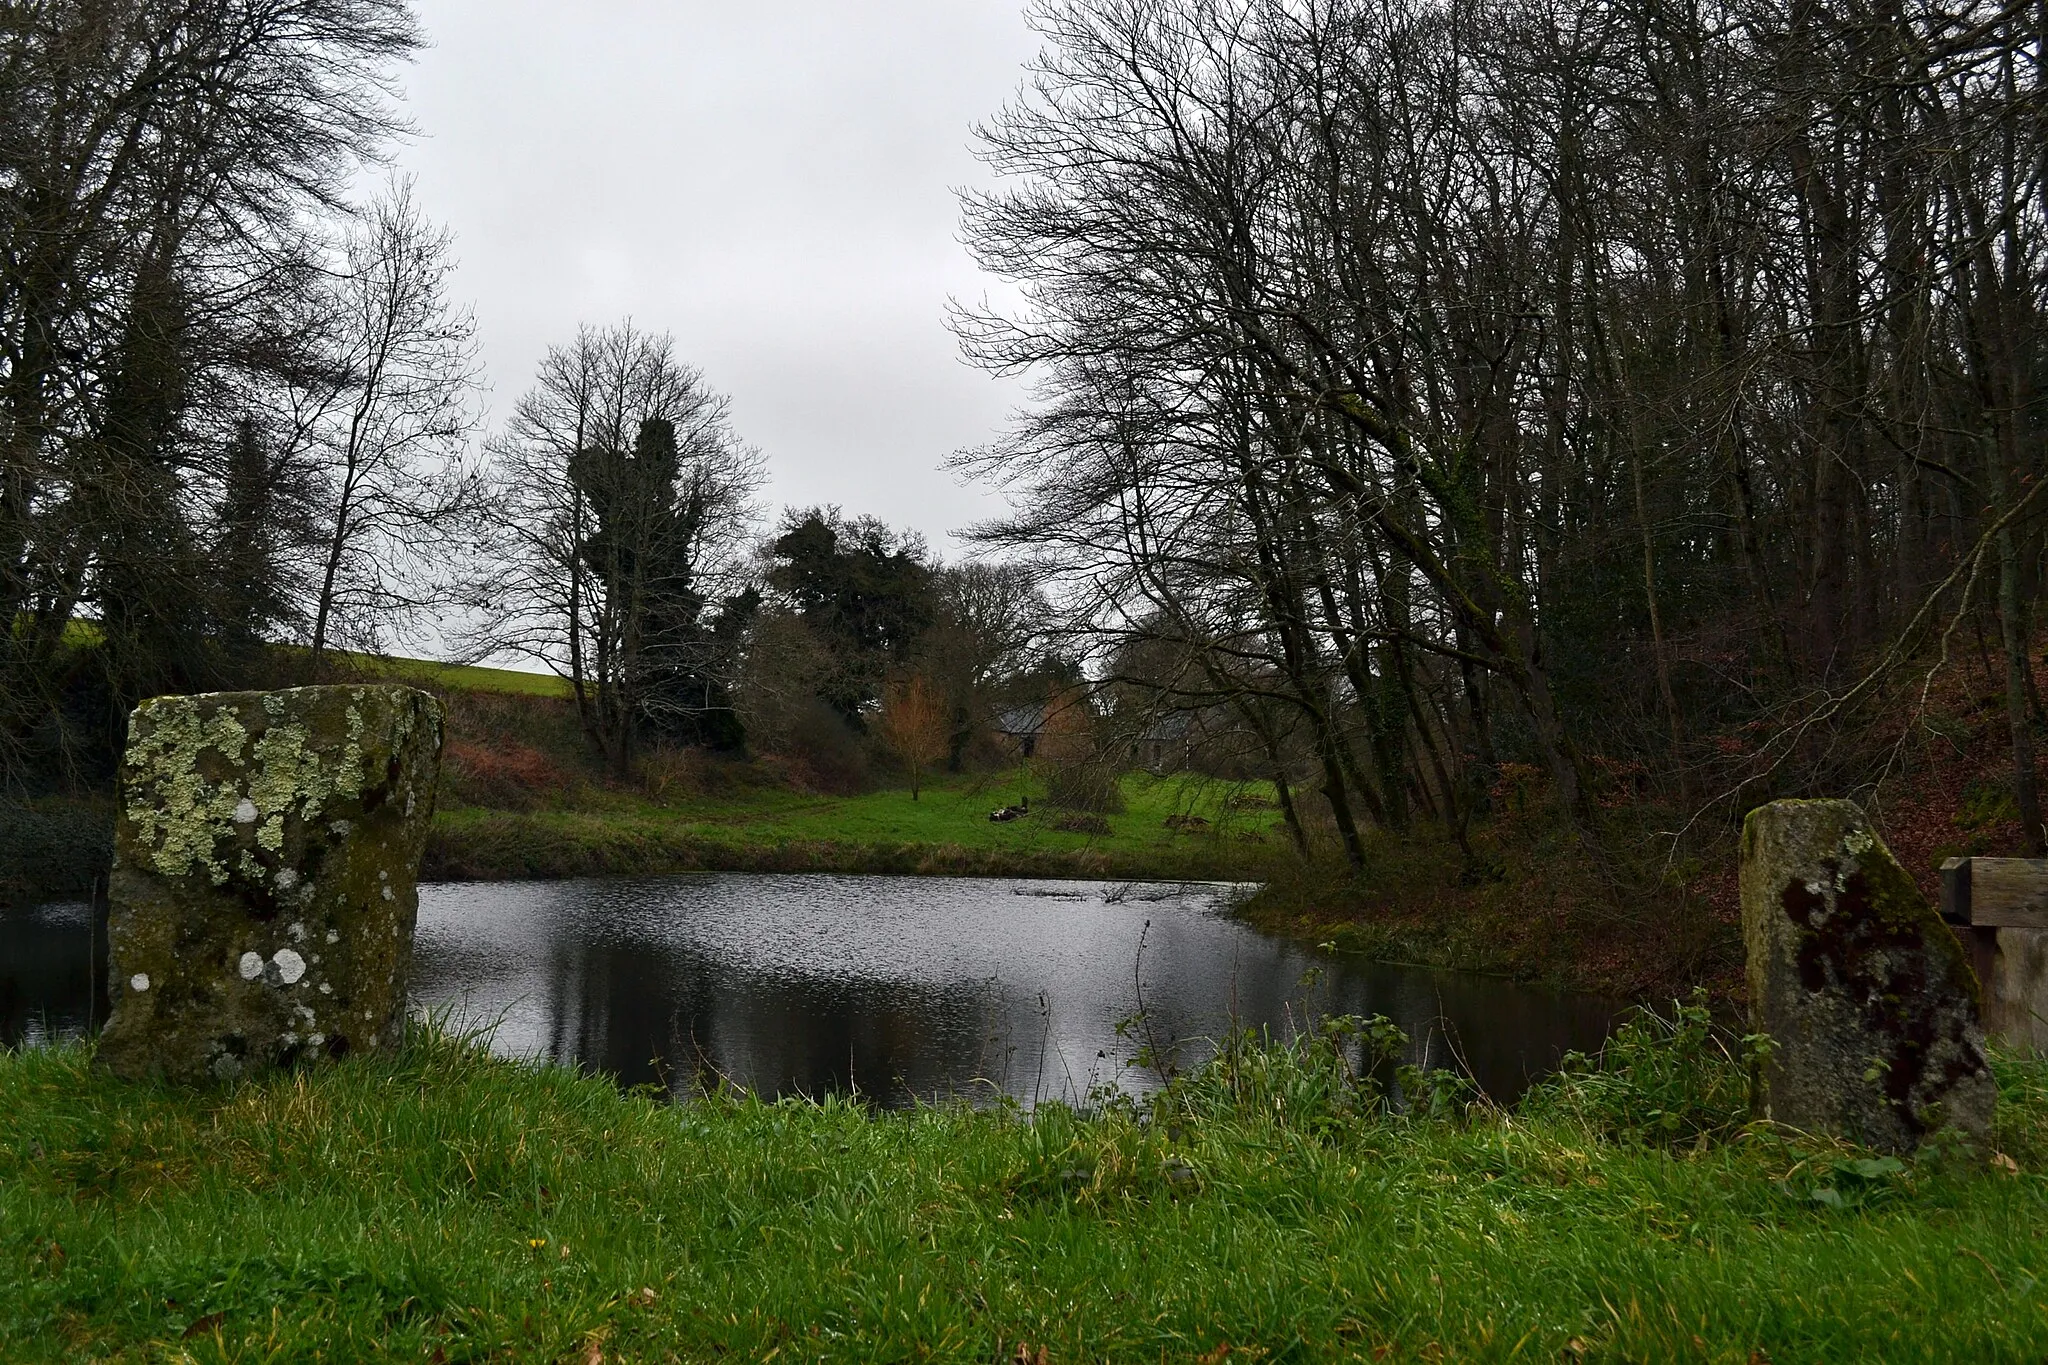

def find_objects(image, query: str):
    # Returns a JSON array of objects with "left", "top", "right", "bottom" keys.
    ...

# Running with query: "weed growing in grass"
[
  {"left": 1522, "top": 992, "right": 1769, "bottom": 1145},
  {"left": 1156, "top": 1014, "right": 1423, "bottom": 1137}
]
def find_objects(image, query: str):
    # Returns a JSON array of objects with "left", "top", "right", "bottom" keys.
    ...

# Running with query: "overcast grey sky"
[{"left": 390, "top": 2, "right": 1039, "bottom": 554}]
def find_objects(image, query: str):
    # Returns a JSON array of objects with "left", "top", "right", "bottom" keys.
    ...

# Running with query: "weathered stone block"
[
  {"left": 97, "top": 685, "right": 444, "bottom": 1084},
  {"left": 1741, "top": 798, "right": 1995, "bottom": 1152}
]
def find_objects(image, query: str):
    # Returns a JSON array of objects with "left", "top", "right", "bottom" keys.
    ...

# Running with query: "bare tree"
[
  {"left": 462, "top": 322, "right": 764, "bottom": 774},
  {"left": 731, "top": 605, "right": 837, "bottom": 754},
  {"left": 304, "top": 178, "right": 482, "bottom": 661},
  {"left": 0, "top": 0, "right": 422, "bottom": 781},
  {"left": 878, "top": 672, "right": 949, "bottom": 798},
  {"left": 914, "top": 561, "right": 1052, "bottom": 768},
  {"left": 953, "top": 0, "right": 2048, "bottom": 860}
]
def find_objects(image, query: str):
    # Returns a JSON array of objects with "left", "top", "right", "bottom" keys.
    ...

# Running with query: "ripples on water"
[{"left": 3, "top": 873, "right": 1624, "bottom": 1106}]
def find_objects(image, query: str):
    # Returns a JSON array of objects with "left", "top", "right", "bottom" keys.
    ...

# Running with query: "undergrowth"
[
  {"left": 1238, "top": 809, "right": 1743, "bottom": 999},
  {"left": 1522, "top": 992, "right": 1768, "bottom": 1145}
]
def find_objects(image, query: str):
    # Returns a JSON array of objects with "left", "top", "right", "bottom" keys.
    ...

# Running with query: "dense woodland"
[
  {"left": 4, "top": 0, "right": 2047, "bottom": 877},
  {"left": 957, "top": 0, "right": 2048, "bottom": 861},
  {"left": 0, "top": 1, "right": 470, "bottom": 784}
]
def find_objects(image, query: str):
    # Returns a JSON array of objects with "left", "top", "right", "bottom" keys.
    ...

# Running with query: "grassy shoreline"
[
  {"left": 7, "top": 775, "right": 1727, "bottom": 1002},
  {"left": 423, "top": 809, "right": 1267, "bottom": 884},
  {"left": 6, "top": 768, "right": 1736, "bottom": 1002},
  {"left": 5, "top": 1018, "right": 2045, "bottom": 1360},
  {"left": 419, "top": 756, "right": 1747, "bottom": 1002},
  {"left": 423, "top": 768, "right": 1292, "bottom": 887}
]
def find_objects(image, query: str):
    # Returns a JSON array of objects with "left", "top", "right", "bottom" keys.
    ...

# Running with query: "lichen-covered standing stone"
[
  {"left": 97, "top": 685, "right": 444, "bottom": 1083},
  {"left": 1741, "top": 798, "right": 1995, "bottom": 1152}
]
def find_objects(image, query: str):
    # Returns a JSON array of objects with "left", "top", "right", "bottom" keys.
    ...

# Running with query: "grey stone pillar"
[
  {"left": 1741, "top": 798, "right": 1995, "bottom": 1152},
  {"left": 97, "top": 685, "right": 443, "bottom": 1083}
]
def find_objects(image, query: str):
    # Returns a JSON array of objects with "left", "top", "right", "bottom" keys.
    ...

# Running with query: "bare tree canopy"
[
  {"left": 0, "top": 0, "right": 424, "bottom": 784},
  {"left": 302, "top": 178, "right": 483, "bottom": 662},
  {"left": 956, "top": 0, "right": 2048, "bottom": 859}
]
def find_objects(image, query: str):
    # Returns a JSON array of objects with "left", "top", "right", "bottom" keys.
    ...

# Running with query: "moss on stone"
[{"left": 1741, "top": 798, "right": 1995, "bottom": 1153}]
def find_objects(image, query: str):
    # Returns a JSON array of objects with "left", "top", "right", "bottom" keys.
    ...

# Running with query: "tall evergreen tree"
[{"left": 767, "top": 509, "right": 934, "bottom": 728}]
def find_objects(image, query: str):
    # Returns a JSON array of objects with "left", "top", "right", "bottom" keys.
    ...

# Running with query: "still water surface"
[{"left": 2, "top": 873, "right": 1625, "bottom": 1105}]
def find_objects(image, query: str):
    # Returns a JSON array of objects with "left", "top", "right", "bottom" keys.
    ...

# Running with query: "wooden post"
[
  {"left": 1940, "top": 857, "right": 2048, "bottom": 928},
  {"left": 1942, "top": 857, "right": 2048, "bottom": 1052},
  {"left": 1940, "top": 857, "right": 1972, "bottom": 924}
]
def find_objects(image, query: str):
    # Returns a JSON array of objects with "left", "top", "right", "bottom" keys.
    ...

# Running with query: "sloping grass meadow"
[{"left": 323, "top": 652, "right": 576, "bottom": 700}]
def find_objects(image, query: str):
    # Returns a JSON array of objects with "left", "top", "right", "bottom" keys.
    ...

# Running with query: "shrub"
[
  {"left": 1051, "top": 811, "right": 1112, "bottom": 835},
  {"left": 439, "top": 738, "right": 572, "bottom": 811},
  {"left": 1044, "top": 760, "right": 1126, "bottom": 814},
  {"left": 781, "top": 701, "right": 871, "bottom": 796},
  {"left": 638, "top": 744, "right": 741, "bottom": 803},
  {"left": 1519, "top": 992, "right": 1765, "bottom": 1144},
  {"left": 0, "top": 798, "right": 113, "bottom": 906}
]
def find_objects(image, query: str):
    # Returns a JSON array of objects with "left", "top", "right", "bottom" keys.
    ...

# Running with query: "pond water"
[{"left": 1, "top": 873, "right": 1626, "bottom": 1106}]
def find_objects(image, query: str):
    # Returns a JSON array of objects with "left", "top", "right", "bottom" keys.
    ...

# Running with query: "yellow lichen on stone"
[
  {"left": 123, "top": 700, "right": 252, "bottom": 884},
  {"left": 248, "top": 721, "right": 326, "bottom": 851},
  {"left": 343, "top": 694, "right": 367, "bottom": 792}
]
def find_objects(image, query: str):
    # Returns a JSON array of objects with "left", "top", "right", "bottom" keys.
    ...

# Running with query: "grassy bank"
[
  {"left": 426, "top": 767, "right": 1291, "bottom": 884},
  {"left": 1230, "top": 671, "right": 2048, "bottom": 1002},
  {"left": 5, "top": 1015, "right": 2046, "bottom": 1361},
  {"left": 321, "top": 650, "right": 575, "bottom": 699},
  {"left": 17, "top": 650, "right": 2031, "bottom": 1005}
]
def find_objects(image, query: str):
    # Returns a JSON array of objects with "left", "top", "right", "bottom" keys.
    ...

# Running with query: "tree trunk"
[{"left": 1998, "top": 518, "right": 2042, "bottom": 853}]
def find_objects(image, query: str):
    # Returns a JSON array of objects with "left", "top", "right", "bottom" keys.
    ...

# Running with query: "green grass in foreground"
[
  {"left": 5, "top": 1009, "right": 2047, "bottom": 1361},
  {"left": 429, "top": 768, "right": 1288, "bottom": 882}
]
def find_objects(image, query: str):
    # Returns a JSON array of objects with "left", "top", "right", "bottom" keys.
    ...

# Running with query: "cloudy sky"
[{"left": 389, "top": 1, "right": 1041, "bottom": 555}]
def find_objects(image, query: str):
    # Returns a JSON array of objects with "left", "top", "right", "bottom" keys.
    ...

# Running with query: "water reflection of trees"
[
  {"left": 536, "top": 931, "right": 1003, "bottom": 1104},
  {"left": 7, "top": 878, "right": 1627, "bottom": 1107},
  {"left": 0, "top": 903, "right": 103, "bottom": 1048},
  {"left": 413, "top": 877, "right": 1628, "bottom": 1107}
]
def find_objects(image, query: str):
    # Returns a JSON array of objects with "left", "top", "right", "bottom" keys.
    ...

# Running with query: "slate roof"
[{"left": 995, "top": 704, "right": 1046, "bottom": 736}]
